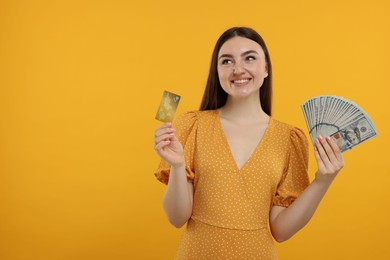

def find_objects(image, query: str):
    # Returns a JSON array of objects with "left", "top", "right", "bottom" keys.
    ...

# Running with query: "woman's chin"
[{"left": 230, "top": 88, "right": 259, "bottom": 99}]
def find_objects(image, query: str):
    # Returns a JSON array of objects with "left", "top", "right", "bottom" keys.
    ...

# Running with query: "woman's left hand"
[{"left": 314, "top": 135, "right": 344, "bottom": 183}]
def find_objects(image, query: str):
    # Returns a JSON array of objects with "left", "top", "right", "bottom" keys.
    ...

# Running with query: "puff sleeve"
[
  {"left": 273, "top": 127, "right": 310, "bottom": 207},
  {"left": 154, "top": 111, "right": 198, "bottom": 185}
]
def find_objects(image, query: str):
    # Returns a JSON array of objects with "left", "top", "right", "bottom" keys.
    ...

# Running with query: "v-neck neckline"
[{"left": 213, "top": 110, "right": 272, "bottom": 173}]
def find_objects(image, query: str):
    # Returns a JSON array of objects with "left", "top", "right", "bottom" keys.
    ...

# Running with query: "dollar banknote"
[{"left": 302, "top": 95, "right": 377, "bottom": 152}]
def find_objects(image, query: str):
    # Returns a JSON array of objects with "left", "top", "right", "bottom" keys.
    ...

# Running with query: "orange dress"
[{"left": 155, "top": 110, "right": 310, "bottom": 259}]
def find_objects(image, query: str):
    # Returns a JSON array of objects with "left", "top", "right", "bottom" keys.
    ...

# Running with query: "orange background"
[{"left": 1, "top": 0, "right": 389, "bottom": 259}]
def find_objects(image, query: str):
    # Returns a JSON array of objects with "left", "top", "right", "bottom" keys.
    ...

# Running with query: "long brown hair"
[{"left": 199, "top": 27, "right": 272, "bottom": 116}]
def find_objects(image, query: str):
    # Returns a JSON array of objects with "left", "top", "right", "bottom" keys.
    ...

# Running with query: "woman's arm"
[
  {"left": 154, "top": 122, "right": 194, "bottom": 228},
  {"left": 162, "top": 165, "right": 194, "bottom": 228},
  {"left": 269, "top": 135, "right": 344, "bottom": 242}
]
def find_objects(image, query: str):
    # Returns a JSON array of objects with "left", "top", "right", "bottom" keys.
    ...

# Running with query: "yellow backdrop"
[{"left": 1, "top": 0, "right": 389, "bottom": 259}]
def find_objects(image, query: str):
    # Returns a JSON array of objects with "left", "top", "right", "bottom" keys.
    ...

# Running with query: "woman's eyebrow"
[
  {"left": 218, "top": 50, "right": 259, "bottom": 60},
  {"left": 242, "top": 50, "right": 259, "bottom": 56},
  {"left": 218, "top": 54, "right": 233, "bottom": 60}
]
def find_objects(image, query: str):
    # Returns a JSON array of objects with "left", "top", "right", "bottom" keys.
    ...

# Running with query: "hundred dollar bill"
[
  {"left": 302, "top": 95, "right": 377, "bottom": 153},
  {"left": 330, "top": 116, "right": 377, "bottom": 152}
]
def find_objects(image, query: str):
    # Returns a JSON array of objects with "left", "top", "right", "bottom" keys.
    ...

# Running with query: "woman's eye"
[
  {"left": 246, "top": 56, "right": 256, "bottom": 61},
  {"left": 221, "top": 59, "right": 232, "bottom": 65}
]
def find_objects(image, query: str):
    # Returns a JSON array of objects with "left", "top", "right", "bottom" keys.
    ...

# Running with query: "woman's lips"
[{"left": 231, "top": 78, "right": 251, "bottom": 86}]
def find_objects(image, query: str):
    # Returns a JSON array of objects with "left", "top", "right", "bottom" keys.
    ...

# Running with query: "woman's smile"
[{"left": 231, "top": 78, "right": 252, "bottom": 87}]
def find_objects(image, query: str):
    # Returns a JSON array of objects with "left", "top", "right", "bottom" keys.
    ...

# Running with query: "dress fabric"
[{"left": 155, "top": 110, "right": 310, "bottom": 259}]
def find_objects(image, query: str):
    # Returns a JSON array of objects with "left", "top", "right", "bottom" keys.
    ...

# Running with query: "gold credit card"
[{"left": 155, "top": 90, "right": 181, "bottom": 122}]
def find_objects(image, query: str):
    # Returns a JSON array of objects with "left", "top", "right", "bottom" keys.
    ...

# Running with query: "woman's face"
[{"left": 217, "top": 36, "right": 268, "bottom": 99}]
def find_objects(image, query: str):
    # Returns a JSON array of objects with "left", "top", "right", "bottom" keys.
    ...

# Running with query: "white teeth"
[{"left": 233, "top": 79, "right": 249, "bottom": 84}]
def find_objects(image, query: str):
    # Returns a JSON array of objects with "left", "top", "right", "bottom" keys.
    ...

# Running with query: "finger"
[
  {"left": 320, "top": 136, "right": 339, "bottom": 165},
  {"left": 154, "top": 139, "right": 171, "bottom": 152},
  {"left": 155, "top": 125, "right": 175, "bottom": 138},
  {"left": 316, "top": 136, "right": 331, "bottom": 166},
  {"left": 326, "top": 136, "right": 343, "bottom": 162},
  {"left": 155, "top": 122, "right": 172, "bottom": 133},
  {"left": 314, "top": 144, "right": 325, "bottom": 169},
  {"left": 154, "top": 133, "right": 174, "bottom": 144}
]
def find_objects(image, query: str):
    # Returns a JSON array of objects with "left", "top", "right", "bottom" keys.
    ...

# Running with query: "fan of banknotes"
[{"left": 301, "top": 95, "right": 377, "bottom": 152}]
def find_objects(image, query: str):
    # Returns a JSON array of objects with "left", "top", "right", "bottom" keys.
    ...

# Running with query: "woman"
[{"left": 154, "top": 27, "right": 344, "bottom": 259}]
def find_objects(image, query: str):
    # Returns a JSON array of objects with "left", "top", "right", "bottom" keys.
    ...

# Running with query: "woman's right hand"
[{"left": 154, "top": 122, "right": 185, "bottom": 168}]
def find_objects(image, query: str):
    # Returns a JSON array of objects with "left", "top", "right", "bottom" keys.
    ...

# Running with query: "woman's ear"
[{"left": 264, "top": 64, "right": 269, "bottom": 78}]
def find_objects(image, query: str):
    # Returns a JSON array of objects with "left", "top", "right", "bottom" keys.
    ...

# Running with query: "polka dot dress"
[{"left": 155, "top": 110, "right": 310, "bottom": 259}]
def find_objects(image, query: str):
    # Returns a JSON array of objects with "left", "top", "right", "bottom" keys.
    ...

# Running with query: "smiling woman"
[
  {"left": 217, "top": 38, "right": 269, "bottom": 100},
  {"left": 153, "top": 27, "right": 344, "bottom": 259},
  {"left": 200, "top": 27, "right": 273, "bottom": 115}
]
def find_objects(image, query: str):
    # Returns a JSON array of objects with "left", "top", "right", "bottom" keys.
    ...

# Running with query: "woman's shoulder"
[
  {"left": 271, "top": 118, "right": 299, "bottom": 131},
  {"left": 170, "top": 110, "right": 217, "bottom": 146},
  {"left": 270, "top": 118, "right": 308, "bottom": 141},
  {"left": 174, "top": 110, "right": 216, "bottom": 124}
]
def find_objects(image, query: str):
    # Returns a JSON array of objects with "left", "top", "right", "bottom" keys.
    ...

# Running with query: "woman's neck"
[{"left": 218, "top": 94, "right": 269, "bottom": 124}]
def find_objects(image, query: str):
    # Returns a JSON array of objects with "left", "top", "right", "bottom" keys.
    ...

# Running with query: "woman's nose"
[{"left": 233, "top": 62, "right": 245, "bottom": 73}]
